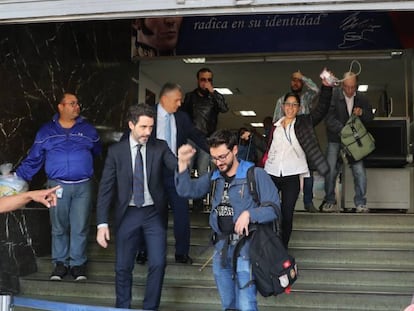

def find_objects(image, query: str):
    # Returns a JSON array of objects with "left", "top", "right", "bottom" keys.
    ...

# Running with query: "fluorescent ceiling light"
[
  {"left": 214, "top": 88, "right": 233, "bottom": 95},
  {"left": 358, "top": 85, "right": 368, "bottom": 92},
  {"left": 251, "top": 122, "right": 263, "bottom": 128},
  {"left": 182, "top": 58, "right": 205, "bottom": 64},
  {"left": 239, "top": 111, "right": 256, "bottom": 116}
]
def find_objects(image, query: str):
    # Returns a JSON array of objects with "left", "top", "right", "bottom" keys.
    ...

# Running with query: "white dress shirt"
[
  {"left": 129, "top": 135, "right": 154, "bottom": 207},
  {"left": 156, "top": 105, "right": 177, "bottom": 155},
  {"left": 264, "top": 117, "right": 309, "bottom": 177}
]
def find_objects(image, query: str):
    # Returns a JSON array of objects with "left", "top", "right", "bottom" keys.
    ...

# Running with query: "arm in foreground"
[{"left": 0, "top": 185, "right": 60, "bottom": 213}]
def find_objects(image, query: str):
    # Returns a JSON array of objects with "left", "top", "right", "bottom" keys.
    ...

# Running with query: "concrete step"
[
  {"left": 292, "top": 213, "right": 414, "bottom": 230},
  {"left": 81, "top": 241, "right": 414, "bottom": 267},
  {"left": 33, "top": 257, "right": 414, "bottom": 288},
  {"left": 87, "top": 223, "right": 414, "bottom": 246},
  {"left": 290, "top": 229, "right": 414, "bottom": 248},
  {"left": 18, "top": 212, "right": 414, "bottom": 311},
  {"left": 18, "top": 276, "right": 412, "bottom": 311}
]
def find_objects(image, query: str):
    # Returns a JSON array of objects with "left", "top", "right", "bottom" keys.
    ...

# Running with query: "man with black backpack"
[{"left": 175, "top": 129, "right": 280, "bottom": 311}]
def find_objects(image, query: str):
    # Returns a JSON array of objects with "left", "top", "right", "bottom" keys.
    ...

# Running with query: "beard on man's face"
[{"left": 217, "top": 158, "right": 234, "bottom": 175}]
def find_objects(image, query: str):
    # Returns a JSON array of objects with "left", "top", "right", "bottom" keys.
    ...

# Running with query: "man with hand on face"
[
  {"left": 96, "top": 103, "right": 177, "bottom": 310},
  {"left": 181, "top": 68, "right": 228, "bottom": 210}
]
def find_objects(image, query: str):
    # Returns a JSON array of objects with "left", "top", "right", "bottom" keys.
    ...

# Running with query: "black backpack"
[{"left": 232, "top": 166, "right": 298, "bottom": 297}]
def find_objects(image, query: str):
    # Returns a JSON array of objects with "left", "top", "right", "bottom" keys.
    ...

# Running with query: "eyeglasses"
[
  {"left": 283, "top": 102, "right": 299, "bottom": 108},
  {"left": 199, "top": 78, "right": 213, "bottom": 82},
  {"left": 65, "top": 101, "right": 80, "bottom": 107},
  {"left": 211, "top": 150, "right": 231, "bottom": 163}
]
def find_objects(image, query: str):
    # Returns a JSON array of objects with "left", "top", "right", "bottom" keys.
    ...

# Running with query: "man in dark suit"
[
  {"left": 149, "top": 82, "right": 208, "bottom": 264},
  {"left": 96, "top": 103, "right": 177, "bottom": 310}
]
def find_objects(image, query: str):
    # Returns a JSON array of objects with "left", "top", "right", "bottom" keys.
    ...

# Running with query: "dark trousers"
[
  {"left": 115, "top": 206, "right": 166, "bottom": 310},
  {"left": 163, "top": 174, "right": 191, "bottom": 256},
  {"left": 270, "top": 174, "right": 300, "bottom": 248},
  {"left": 136, "top": 174, "right": 190, "bottom": 257}
]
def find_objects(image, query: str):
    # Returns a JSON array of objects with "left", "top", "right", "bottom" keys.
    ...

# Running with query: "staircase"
[{"left": 16, "top": 211, "right": 414, "bottom": 311}]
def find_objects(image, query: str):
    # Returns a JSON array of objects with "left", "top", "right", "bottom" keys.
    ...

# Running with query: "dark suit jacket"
[
  {"left": 152, "top": 104, "right": 209, "bottom": 155},
  {"left": 96, "top": 136, "right": 177, "bottom": 230},
  {"left": 326, "top": 88, "right": 374, "bottom": 143}
]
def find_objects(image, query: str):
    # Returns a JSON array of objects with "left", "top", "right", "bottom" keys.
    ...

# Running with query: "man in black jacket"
[
  {"left": 320, "top": 72, "right": 374, "bottom": 213},
  {"left": 181, "top": 68, "right": 228, "bottom": 209}
]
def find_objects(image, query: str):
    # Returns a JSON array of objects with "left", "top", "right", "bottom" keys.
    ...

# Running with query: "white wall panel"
[{"left": 0, "top": 0, "right": 414, "bottom": 24}]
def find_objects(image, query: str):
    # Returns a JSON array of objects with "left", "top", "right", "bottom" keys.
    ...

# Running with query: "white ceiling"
[{"left": 139, "top": 52, "right": 408, "bottom": 133}]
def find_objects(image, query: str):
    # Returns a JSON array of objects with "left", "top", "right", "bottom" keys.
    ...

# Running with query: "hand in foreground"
[
  {"left": 234, "top": 210, "right": 250, "bottom": 236},
  {"left": 97, "top": 227, "right": 110, "bottom": 248},
  {"left": 30, "top": 185, "right": 61, "bottom": 208},
  {"left": 352, "top": 107, "right": 363, "bottom": 116},
  {"left": 177, "top": 144, "right": 197, "bottom": 172},
  {"left": 320, "top": 68, "right": 337, "bottom": 87}
]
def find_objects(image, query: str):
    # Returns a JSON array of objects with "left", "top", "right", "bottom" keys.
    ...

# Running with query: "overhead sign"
[{"left": 131, "top": 11, "right": 414, "bottom": 58}]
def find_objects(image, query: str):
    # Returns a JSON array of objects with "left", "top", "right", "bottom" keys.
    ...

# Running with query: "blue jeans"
[
  {"left": 324, "top": 142, "right": 367, "bottom": 206},
  {"left": 303, "top": 175, "right": 314, "bottom": 206},
  {"left": 48, "top": 179, "right": 92, "bottom": 266},
  {"left": 212, "top": 249, "right": 257, "bottom": 311}
]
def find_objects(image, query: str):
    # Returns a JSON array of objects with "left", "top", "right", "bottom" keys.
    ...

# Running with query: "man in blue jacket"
[
  {"left": 175, "top": 129, "right": 280, "bottom": 311},
  {"left": 16, "top": 92, "right": 101, "bottom": 281}
]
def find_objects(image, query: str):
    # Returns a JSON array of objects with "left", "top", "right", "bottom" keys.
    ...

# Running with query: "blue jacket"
[
  {"left": 175, "top": 160, "right": 280, "bottom": 258},
  {"left": 17, "top": 114, "right": 101, "bottom": 182}
]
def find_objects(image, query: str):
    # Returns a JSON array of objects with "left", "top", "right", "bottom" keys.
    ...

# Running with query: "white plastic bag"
[{"left": 0, "top": 163, "right": 28, "bottom": 196}]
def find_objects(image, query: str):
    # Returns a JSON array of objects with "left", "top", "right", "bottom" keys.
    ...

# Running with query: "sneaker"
[
  {"left": 304, "top": 203, "right": 318, "bottom": 213},
  {"left": 50, "top": 262, "right": 68, "bottom": 281},
  {"left": 356, "top": 205, "right": 369, "bottom": 213},
  {"left": 320, "top": 202, "right": 340, "bottom": 213},
  {"left": 70, "top": 264, "right": 87, "bottom": 281}
]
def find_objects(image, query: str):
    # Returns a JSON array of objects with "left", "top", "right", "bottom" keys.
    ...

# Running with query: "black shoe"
[
  {"left": 70, "top": 264, "right": 87, "bottom": 281},
  {"left": 175, "top": 254, "right": 193, "bottom": 264},
  {"left": 304, "top": 203, "right": 318, "bottom": 213},
  {"left": 136, "top": 251, "right": 147, "bottom": 265},
  {"left": 50, "top": 262, "right": 68, "bottom": 281}
]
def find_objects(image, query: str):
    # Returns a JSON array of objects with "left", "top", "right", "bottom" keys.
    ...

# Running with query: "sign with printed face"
[{"left": 131, "top": 11, "right": 414, "bottom": 59}]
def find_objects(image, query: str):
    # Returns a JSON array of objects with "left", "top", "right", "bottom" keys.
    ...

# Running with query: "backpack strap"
[
  {"left": 247, "top": 166, "right": 258, "bottom": 204},
  {"left": 232, "top": 232, "right": 255, "bottom": 290},
  {"left": 247, "top": 166, "right": 280, "bottom": 216}
]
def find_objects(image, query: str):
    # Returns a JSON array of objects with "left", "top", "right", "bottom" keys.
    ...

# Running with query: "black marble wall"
[
  {"left": 0, "top": 20, "right": 138, "bottom": 178},
  {"left": 0, "top": 20, "right": 139, "bottom": 262}
]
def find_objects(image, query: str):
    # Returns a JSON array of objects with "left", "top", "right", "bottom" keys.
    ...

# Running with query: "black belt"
[
  {"left": 212, "top": 232, "right": 241, "bottom": 245},
  {"left": 129, "top": 204, "right": 154, "bottom": 209}
]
